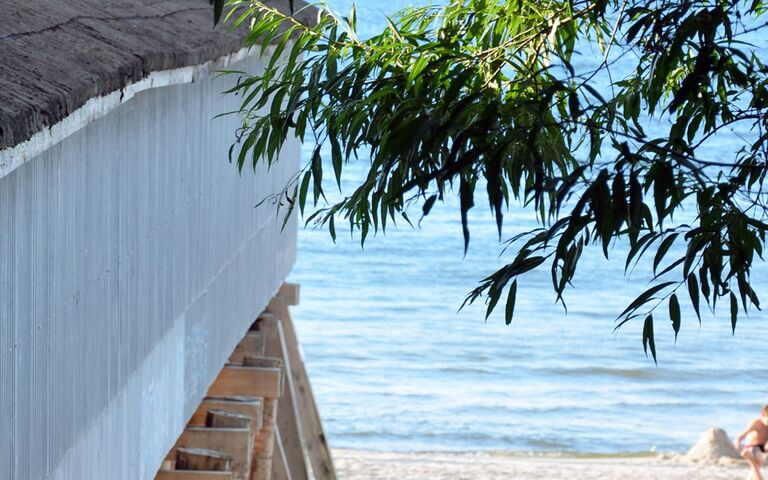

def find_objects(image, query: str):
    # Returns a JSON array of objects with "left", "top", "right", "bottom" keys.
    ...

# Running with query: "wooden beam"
[
  {"left": 229, "top": 332, "right": 264, "bottom": 364},
  {"left": 266, "top": 302, "right": 336, "bottom": 480},
  {"left": 270, "top": 428, "right": 292, "bottom": 480},
  {"left": 207, "top": 365, "right": 282, "bottom": 399},
  {"left": 157, "top": 471, "right": 234, "bottom": 480},
  {"left": 189, "top": 397, "right": 264, "bottom": 432},
  {"left": 176, "top": 428, "right": 252, "bottom": 480},
  {"left": 277, "top": 283, "right": 300, "bottom": 306}
]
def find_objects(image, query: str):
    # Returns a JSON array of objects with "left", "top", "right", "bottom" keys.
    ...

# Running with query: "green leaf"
[
  {"left": 643, "top": 314, "right": 657, "bottom": 364},
  {"left": 652, "top": 164, "right": 669, "bottom": 226},
  {"left": 348, "top": 3, "right": 356, "bottom": 30},
  {"left": 485, "top": 285, "right": 502, "bottom": 321},
  {"left": 669, "top": 293, "right": 681, "bottom": 343},
  {"left": 625, "top": 232, "right": 657, "bottom": 272},
  {"left": 629, "top": 171, "right": 643, "bottom": 227},
  {"left": 299, "top": 171, "right": 311, "bottom": 214},
  {"left": 460, "top": 177, "right": 475, "bottom": 255},
  {"left": 330, "top": 135, "right": 343, "bottom": 189},
  {"left": 730, "top": 291, "right": 738, "bottom": 335},
  {"left": 653, "top": 233, "right": 679, "bottom": 274},
  {"left": 618, "top": 281, "right": 676, "bottom": 320},
  {"left": 281, "top": 185, "right": 298, "bottom": 231},
  {"left": 328, "top": 215, "right": 337, "bottom": 242},
  {"left": 422, "top": 194, "right": 438, "bottom": 219},
  {"left": 408, "top": 56, "right": 429, "bottom": 87},
  {"left": 505, "top": 280, "right": 518, "bottom": 325},
  {"left": 687, "top": 274, "right": 701, "bottom": 323},
  {"left": 311, "top": 146, "right": 323, "bottom": 205}
]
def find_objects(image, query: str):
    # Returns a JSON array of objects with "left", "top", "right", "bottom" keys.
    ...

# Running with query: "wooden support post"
[
  {"left": 176, "top": 428, "right": 252, "bottom": 480},
  {"left": 189, "top": 397, "right": 264, "bottom": 433},
  {"left": 265, "top": 298, "right": 336, "bottom": 480},
  {"left": 251, "top": 397, "right": 278, "bottom": 480}
]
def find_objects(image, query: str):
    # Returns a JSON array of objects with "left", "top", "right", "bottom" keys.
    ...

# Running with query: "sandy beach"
[{"left": 333, "top": 449, "right": 750, "bottom": 479}]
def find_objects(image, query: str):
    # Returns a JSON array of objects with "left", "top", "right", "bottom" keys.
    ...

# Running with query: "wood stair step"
[
  {"left": 175, "top": 447, "right": 233, "bottom": 472},
  {"left": 207, "top": 365, "right": 283, "bottom": 399},
  {"left": 189, "top": 397, "right": 264, "bottom": 433},
  {"left": 176, "top": 428, "right": 252, "bottom": 480}
]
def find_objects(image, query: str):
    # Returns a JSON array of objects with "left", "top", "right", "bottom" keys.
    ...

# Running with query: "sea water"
[{"left": 286, "top": 0, "right": 768, "bottom": 454}]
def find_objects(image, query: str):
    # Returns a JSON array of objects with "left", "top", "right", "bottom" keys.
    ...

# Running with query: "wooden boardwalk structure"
[{"left": 156, "top": 284, "right": 336, "bottom": 480}]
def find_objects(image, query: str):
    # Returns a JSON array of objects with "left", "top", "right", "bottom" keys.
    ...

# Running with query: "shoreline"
[
  {"left": 334, "top": 447, "right": 670, "bottom": 459},
  {"left": 332, "top": 448, "right": 748, "bottom": 479}
]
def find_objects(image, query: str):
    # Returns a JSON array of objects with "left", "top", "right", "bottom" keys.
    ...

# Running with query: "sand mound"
[{"left": 686, "top": 428, "right": 742, "bottom": 464}]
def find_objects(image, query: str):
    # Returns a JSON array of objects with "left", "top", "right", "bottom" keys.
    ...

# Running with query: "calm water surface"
[{"left": 286, "top": 0, "right": 768, "bottom": 454}]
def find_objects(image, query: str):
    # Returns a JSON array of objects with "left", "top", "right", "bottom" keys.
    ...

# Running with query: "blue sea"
[{"left": 287, "top": 0, "right": 768, "bottom": 455}]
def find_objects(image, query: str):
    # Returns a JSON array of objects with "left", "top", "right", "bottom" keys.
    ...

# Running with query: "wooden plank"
[
  {"left": 207, "top": 410, "right": 251, "bottom": 429},
  {"left": 229, "top": 332, "right": 264, "bottom": 364},
  {"left": 189, "top": 397, "right": 264, "bottom": 432},
  {"left": 270, "top": 428, "right": 292, "bottom": 480},
  {"left": 177, "top": 428, "right": 252, "bottom": 480},
  {"left": 266, "top": 301, "right": 336, "bottom": 480},
  {"left": 277, "top": 283, "right": 300, "bottom": 306},
  {"left": 175, "top": 447, "right": 233, "bottom": 472},
  {"left": 242, "top": 357, "right": 282, "bottom": 369},
  {"left": 157, "top": 471, "right": 234, "bottom": 480},
  {"left": 207, "top": 366, "right": 282, "bottom": 399}
]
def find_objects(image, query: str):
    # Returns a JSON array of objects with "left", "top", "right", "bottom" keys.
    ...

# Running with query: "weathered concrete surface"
[
  {"left": 0, "top": 51, "right": 300, "bottom": 479},
  {"left": 0, "top": 0, "right": 315, "bottom": 150}
]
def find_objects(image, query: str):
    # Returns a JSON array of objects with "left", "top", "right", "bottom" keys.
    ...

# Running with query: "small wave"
[
  {"left": 544, "top": 366, "right": 655, "bottom": 379},
  {"left": 436, "top": 366, "right": 495, "bottom": 375},
  {"left": 377, "top": 392, "right": 438, "bottom": 400},
  {"left": 486, "top": 450, "right": 664, "bottom": 459}
]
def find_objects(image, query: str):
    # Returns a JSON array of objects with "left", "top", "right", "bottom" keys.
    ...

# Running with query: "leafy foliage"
[{"left": 219, "top": 0, "right": 768, "bottom": 360}]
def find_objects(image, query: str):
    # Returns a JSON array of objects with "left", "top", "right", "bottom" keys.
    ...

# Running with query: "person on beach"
[{"left": 734, "top": 405, "right": 768, "bottom": 480}]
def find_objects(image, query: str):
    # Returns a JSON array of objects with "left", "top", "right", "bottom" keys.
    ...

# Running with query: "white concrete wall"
[{"left": 0, "top": 53, "right": 299, "bottom": 479}]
